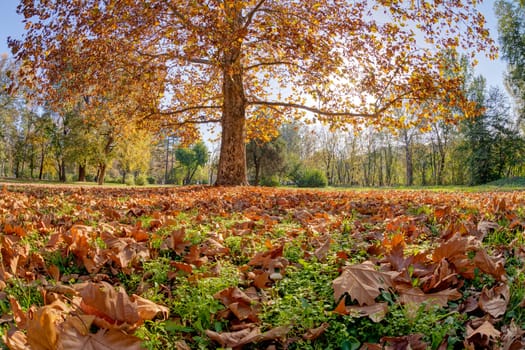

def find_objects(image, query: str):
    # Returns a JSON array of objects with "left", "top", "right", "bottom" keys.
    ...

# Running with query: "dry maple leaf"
[
  {"left": 26, "top": 301, "right": 69, "bottom": 350},
  {"left": 78, "top": 281, "right": 141, "bottom": 331},
  {"left": 214, "top": 287, "right": 259, "bottom": 322},
  {"left": 4, "top": 329, "right": 28, "bottom": 350},
  {"left": 473, "top": 249, "right": 507, "bottom": 282},
  {"left": 205, "top": 325, "right": 291, "bottom": 348},
  {"left": 398, "top": 287, "right": 461, "bottom": 308},
  {"left": 132, "top": 294, "right": 169, "bottom": 321},
  {"left": 381, "top": 334, "right": 428, "bottom": 350},
  {"left": 466, "top": 319, "right": 501, "bottom": 348},
  {"left": 59, "top": 316, "right": 144, "bottom": 350},
  {"left": 501, "top": 320, "right": 525, "bottom": 350},
  {"left": 478, "top": 284, "right": 509, "bottom": 318},
  {"left": 334, "top": 299, "right": 388, "bottom": 322},
  {"left": 333, "top": 261, "right": 397, "bottom": 305},
  {"left": 302, "top": 322, "right": 329, "bottom": 341}
]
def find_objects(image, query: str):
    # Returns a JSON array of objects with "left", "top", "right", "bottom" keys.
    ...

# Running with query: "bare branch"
[
  {"left": 242, "top": 0, "right": 267, "bottom": 31},
  {"left": 248, "top": 100, "right": 377, "bottom": 118},
  {"left": 157, "top": 105, "right": 222, "bottom": 115}
]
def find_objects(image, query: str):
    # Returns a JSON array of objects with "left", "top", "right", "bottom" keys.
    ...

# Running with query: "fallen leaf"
[
  {"left": 333, "top": 261, "right": 397, "bottom": 305},
  {"left": 479, "top": 284, "right": 509, "bottom": 318}
]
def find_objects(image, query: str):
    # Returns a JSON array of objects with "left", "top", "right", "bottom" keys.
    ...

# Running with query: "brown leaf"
[
  {"left": 206, "top": 325, "right": 291, "bottom": 348},
  {"left": 466, "top": 320, "right": 501, "bottom": 348},
  {"left": 478, "top": 284, "right": 509, "bottom": 318},
  {"left": 501, "top": 320, "right": 525, "bottom": 350},
  {"left": 59, "top": 318, "right": 144, "bottom": 350},
  {"left": 340, "top": 302, "right": 389, "bottom": 322},
  {"left": 333, "top": 261, "right": 397, "bottom": 305},
  {"left": 302, "top": 322, "right": 329, "bottom": 341},
  {"left": 26, "top": 301, "right": 69, "bottom": 350},
  {"left": 78, "top": 281, "right": 141, "bottom": 330},
  {"left": 381, "top": 334, "right": 427, "bottom": 350},
  {"left": 473, "top": 249, "right": 507, "bottom": 282},
  {"left": 214, "top": 287, "right": 259, "bottom": 322},
  {"left": 9, "top": 296, "right": 27, "bottom": 330},
  {"left": 398, "top": 287, "right": 461, "bottom": 308},
  {"left": 476, "top": 221, "right": 499, "bottom": 240},
  {"left": 4, "top": 329, "right": 29, "bottom": 350},
  {"left": 314, "top": 236, "right": 331, "bottom": 262},
  {"left": 132, "top": 294, "right": 169, "bottom": 321}
]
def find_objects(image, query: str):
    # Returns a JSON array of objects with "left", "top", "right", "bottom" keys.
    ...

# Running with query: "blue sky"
[{"left": 0, "top": 0, "right": 507, "bottom": 91}]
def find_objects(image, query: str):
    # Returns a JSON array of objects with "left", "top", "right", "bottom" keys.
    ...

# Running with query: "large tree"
[{"left": 10, "top": 0, "right": 495, "bottom": 185}]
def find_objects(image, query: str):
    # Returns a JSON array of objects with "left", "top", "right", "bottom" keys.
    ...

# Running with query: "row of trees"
[
  {"left": 1, "top": 52, "right": 524, "bottom": 187},
  {"left": 1, "top": 54, "right": 210, "bottom": 185}
]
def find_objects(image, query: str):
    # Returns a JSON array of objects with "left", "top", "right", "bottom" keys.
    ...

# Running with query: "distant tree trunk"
[
  {"left": 402, "top": 129, "right": 414, "bottom": 186},
  {"left": 122, "top": 170, "right": 127, "bottom": 184},
  {"left": 58, "top": 160, "right": 66, "bottom": 182},
  {"left": 78, "top": 164, "right": 86, "bottom": 182},
  {"left": 98, "top": 163, "right": 107, "bottom": 185},
  {"left": 405, "top": 144, "right": 413, "bottom": 186},
  {"left": 251, "top": 143, "right": 261, "bottom": 186},
  {"left": 215, "top": 38, "right": 248, "bottom": 186},
  {"left": 164, "top": 137, "right": 170, "bottom": 184},
  {"left": 38, "top": 145, "right": 45, "bottom": 180}
]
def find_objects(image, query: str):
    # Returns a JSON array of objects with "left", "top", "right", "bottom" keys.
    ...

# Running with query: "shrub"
[
  {"left": 124, "top": 174, "right": 135, "bottom": 186},
  {"left": 147, "top": 176, "right": 156, "bottom": 185},
  {"left": 296, "top": 169, "right": 327, "bottom": 188},
  {"left": 135, "top": 174, "right": 147, "bottom": 186},
  {"left": 261, "top": 175, "right": 280, "bottom": 187}
]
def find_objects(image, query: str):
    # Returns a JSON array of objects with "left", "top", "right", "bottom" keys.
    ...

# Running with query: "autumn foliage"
[
  {"left": 10, "top": 1, "right": 497, "bottom": 185},
  {"left": 0, "top": 184, "right": 524, "bottom": 348}
]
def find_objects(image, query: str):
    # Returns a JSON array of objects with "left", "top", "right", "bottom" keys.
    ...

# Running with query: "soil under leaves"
[{"left": 0, "top": 184, "right": 524, "bottom": 349}]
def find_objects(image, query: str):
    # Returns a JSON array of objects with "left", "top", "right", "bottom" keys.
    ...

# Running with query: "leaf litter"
[{"left": 0, "top": 184, "right": 524, "bottom": 349}]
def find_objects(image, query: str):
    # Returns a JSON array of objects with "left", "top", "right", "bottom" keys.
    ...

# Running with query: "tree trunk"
[
  {"left": 215, "top": 50, "right": 248, "bottom": 186},
  {"left": 98, "top": 163, "right": 106, "bottom": 185},
  {"left": 405, "top": 144, "right": 413, "bottom": 186},
  {"left": 57, "top": 160, "right": 66, "bottom": 182},
  {"left": 78, "top": 164, "right": 86, "bottom": 182},
  {"left": 38, "top": 145, "right": 45, "bottom": 180}
]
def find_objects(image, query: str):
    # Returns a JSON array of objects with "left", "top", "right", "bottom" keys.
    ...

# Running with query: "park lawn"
[{"left": 0, "top": 184, "right": 524, "bottom": 349}]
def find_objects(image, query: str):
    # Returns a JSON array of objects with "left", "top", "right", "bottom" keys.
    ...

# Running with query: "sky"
[{"left": 0, "top": 0, "right": 508, "bottom": 92}]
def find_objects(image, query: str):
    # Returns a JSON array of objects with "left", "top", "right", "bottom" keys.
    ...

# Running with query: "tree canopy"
[{"left": 10, "top": 0, "right": 496, "bottom": 185}]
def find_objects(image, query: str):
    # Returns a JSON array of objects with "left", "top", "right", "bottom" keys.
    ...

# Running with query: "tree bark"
[
  {"left": 38, "top": 145, "right": 45, "bottom": 180},
  {"left": 215, "top": 49, "right": 248, "bottom": 186},
  {"left": 78, "top": 164, "right": 86, "bottom": 182},
  {"left": 97, "top": 163, "right": 106, "bottom": 185}
]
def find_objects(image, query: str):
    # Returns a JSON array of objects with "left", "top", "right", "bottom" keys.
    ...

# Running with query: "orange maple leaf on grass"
[{"left": 333, "top": 261, "right": 398, "bottom": 305}]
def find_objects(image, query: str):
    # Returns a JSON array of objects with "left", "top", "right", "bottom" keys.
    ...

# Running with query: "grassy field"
[{"left": 0, "top": 184, "right": 524, "bottom": 349}]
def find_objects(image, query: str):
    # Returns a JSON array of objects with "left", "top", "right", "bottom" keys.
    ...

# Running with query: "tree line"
[{"left": 1, "top": 49, "right": 523, "bottom": 187}]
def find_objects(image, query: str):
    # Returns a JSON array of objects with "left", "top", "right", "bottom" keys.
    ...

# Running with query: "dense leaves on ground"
[{"left": 0, "top": 184, "right": 524, "bottom": 349}]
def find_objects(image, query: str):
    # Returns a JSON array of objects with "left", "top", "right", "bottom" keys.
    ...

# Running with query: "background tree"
[
  {"left": 246, "top": 137, "right": 286, "bottom": 185},
  {"left": 11, "top": 0, "right": 496, "bottom": 185},
  {"left": 496, "top": 0, "right": 525, "bottom": 121},
  {"left": 175, "top": 142, "right": 209, "bottom": 185},
  {"left": 116, "top": 127, "right": 153, "bottom": 184}
]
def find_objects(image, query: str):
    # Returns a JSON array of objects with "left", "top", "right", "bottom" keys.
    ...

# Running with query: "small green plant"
[
  {"left": 125, "top": 174, "right": 135, "bottom": 186},
  {"left": 169, "top": 261, "right": 240, "bottom": 334},
  {"left": 261, "top": 175, "right": 280, "bottom": 187},
  {"left": 295, "top": 169, "right": 328, "bottom": 188},
  {"left": 135, "top": 174, "right": 147, "bottom": 186},
  {"left": 5, "top": 279, "right": 44, "bottom": 311}
]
